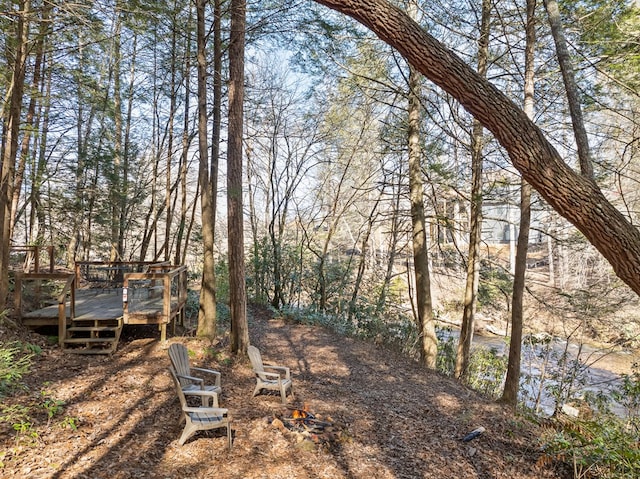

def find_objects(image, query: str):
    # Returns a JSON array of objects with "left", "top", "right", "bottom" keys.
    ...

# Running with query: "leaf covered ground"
[{"left": 0, "top": 307, "right": 570, "bottom": 479}]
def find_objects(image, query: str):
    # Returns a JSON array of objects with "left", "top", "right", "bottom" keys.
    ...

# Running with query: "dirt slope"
[{"left": 0, "top": 308, "right": 568, "bottom": 479}]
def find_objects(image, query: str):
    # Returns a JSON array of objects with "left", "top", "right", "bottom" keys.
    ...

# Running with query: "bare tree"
[{"left": 244, "top": 63, "right": 323, "bottom": 310}]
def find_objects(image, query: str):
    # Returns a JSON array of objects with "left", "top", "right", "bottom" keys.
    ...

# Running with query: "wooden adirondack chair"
[
  {"left": 248, "top": 345, "right": 294, "bottom": 404},
  {"left": 168, "top": 367, "right": 232, "bottom": 448},
  {"left": 168, "top": 343, "right": 222, "bottom": 406}
]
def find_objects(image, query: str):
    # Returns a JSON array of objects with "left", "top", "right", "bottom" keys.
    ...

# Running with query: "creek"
[{"left": 444, "top": 327, "right": 638, "bottom": 417}]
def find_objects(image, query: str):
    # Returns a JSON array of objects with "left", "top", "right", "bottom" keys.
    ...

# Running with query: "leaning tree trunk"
[
  {"left": 376, "top": 170, "right": 402, "bottom": 313},
  {"left": 313, "top": 0, "right": 640, "bottom": 298},
  {"left": 348, "top": 192, "right": 381, "bottom": 323}
]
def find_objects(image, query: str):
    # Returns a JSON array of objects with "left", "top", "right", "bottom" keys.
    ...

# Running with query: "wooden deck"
[
  {"left": 15, "top": 262, "right": 187, "bottom": 354},
  {"left": 22, "top": 289, "right": 125, "bottom": 323}
]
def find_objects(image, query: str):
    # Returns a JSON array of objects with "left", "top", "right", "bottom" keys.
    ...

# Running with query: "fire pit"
[{"left": 271, "top": 405, "right": 348, "bottom": 449}]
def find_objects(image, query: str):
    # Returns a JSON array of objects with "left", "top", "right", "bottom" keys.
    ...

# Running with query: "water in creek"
[{"left": 444, "top": 328, "right": 638, "bottom": 417}]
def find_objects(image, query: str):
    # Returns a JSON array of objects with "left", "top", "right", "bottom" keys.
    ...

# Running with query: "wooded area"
[{"left": 2, "top": 0, "right": 640, "bottom": 476}]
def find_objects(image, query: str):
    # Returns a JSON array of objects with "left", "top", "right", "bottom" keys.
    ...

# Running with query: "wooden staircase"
[{"left": 62, "top": 317, "right": 123, "bottom": 354}]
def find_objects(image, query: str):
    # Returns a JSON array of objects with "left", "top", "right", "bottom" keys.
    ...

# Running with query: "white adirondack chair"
[
  {"left": 168, "top": 343, "right": 222, "bottom": 406},
  {"left": 168, "top": 367, "right": 232, "bottom": 448},
  {"left": 248, "top": 345, "right": 294, "bottom": 404}
]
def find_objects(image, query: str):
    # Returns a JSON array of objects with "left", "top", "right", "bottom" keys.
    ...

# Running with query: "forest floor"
[{"left": 0, "top": 306, "right": 571, "bottom": 479}]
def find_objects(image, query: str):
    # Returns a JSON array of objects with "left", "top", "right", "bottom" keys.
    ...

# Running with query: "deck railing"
[
  {"left": 75, "top": 261, "right": 169, "bottom": 287},
  {"left": 13, "top": 272, "right": 76, "bottom": 346},
  {"left": 16, "top": 261, "right": 187, "bottom": 346},
  {"left": 122, "top": 265, "right": 187, "bottom": 341},
  {"left": 9, "top": 245, "right": 55, "bottom": 273}
]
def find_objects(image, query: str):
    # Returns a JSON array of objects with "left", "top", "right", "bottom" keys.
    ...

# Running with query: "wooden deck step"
[
  {"left": 64, "top": 346, "right": 119, "bottom": 355},
  {"left": 63, "top": 337, "right": 119, "bottom": 344},
  {"left": 67, "top": 326, "right": 120, "bottom": 333},
  {"left": 71, "top": 318, "right": 122, "bottom": 325},
  {"left": 62, "top": 317, "right": 123, "bottom": 355}
]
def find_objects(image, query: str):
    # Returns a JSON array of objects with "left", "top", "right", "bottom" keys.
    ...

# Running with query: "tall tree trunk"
[
  {"left": 0, "top": 0, "right": 29, "bottom": 305},
  {"left": 500, "top": 0, "right": 536, "bottom": 408},
  {"left": 196, "top": 0, "right": 217, "bottom": 338},
  {"left": 110, "top": 6, "right": 123, "bottom": 262},
  {"left": 228, "top": 0, "right": 249, "bottom": 354},
  {"left": 32, "top": 46, "right": 53, "bottom": 245},
  {"left": 121, "top": 32, "right": 137, "bottom": 262},
  {"left": 11, "top": 3, "right": 50, "bottom": 239},
  {"left": 406, "top": 0, "right": 437, "bottom": 369},
  {"left": 455, "top": 0, "right": 491, "bottom": 380},
  {"left": 164, "top": 3, "right": 179, "bottom": 262},
  {"left": 211, "top": 0, "right": 222, "bottom": 223},
  {"left": 454, "top": 122, "right": 483, "bottom": 379},
  {"left": 175, "top": 5, "right": 193, "bottom": 266},
  {"left": 543, "top": 0, "right": 593, "bottom": 179}
]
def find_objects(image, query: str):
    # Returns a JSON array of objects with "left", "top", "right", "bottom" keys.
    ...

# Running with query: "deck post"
[
  {"left": 57, "top": 274, "right": 75, "bottom": 347},
  {"left": 58, "top": 301, "right": 65, "bottom": 347},
  {"left": 47, "top": 246, "right": 55, "bottom": 273},
  {"left": 13, "top": 273, "right": 22, "bottom": 319},
  {"left": 161, "top": 274, "right": 170, "bottom": 343}
]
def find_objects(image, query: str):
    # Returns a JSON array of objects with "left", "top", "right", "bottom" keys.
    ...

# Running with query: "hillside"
[{"left": 0, "top": 307, "right": 569, "bottom": 479}]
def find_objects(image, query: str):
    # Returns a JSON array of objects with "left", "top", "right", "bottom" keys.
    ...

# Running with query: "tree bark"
[
  {"left": 121, "top": 31, "right": 136, "bottom": 263},
  {"left": 0, "top": 0, "right": 29, "bottom": 305},
  {"left": 196, "top": 0, "right": 217, "bottom": 338},
  {"left": 11, "top": 3, "right": 50, "bottom": 240},
  {"left": 348, "top": 192, "right": 381, "bottom": 323},
  {"left": 313, "top": 0, "right": 640, "bottom": 298},
  {"left": 228, "top": 0, "right": 249, "bottom": 354},
  {"left": 375, "top": 173, "right": 401, "bottom": 314},
  {"left": 406, "top": 3, "right": 438, "bottom": 368}
]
